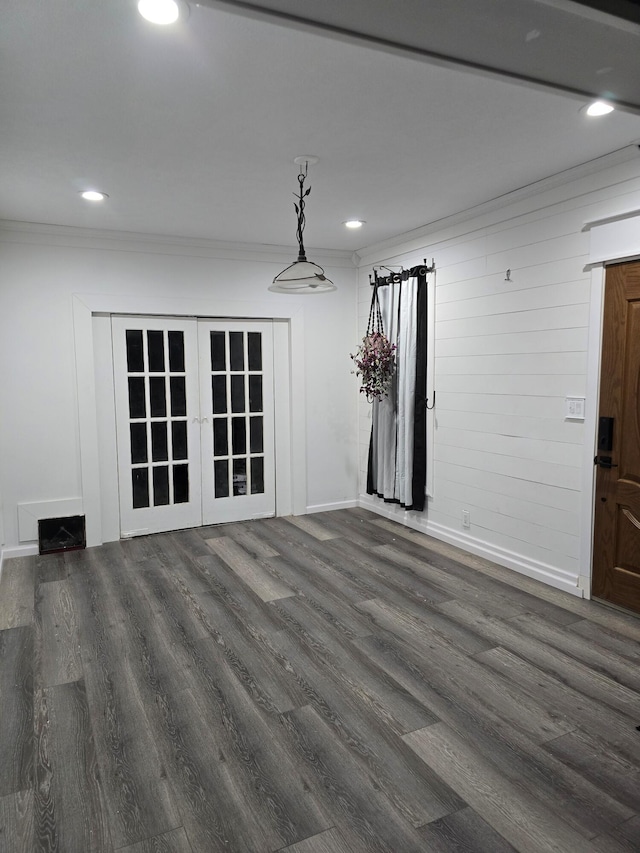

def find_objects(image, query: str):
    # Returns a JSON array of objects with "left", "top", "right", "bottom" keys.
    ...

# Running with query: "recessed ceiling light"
[
  {"left": 585, "top": 100, "right": 615, "bottom": 117},
  {"left": 80, "top": 190, "right": 108, "bottom": 201},
  {"left": 344, "top": 220, "right": 365, "bottom": 229},
  {"left": 137, "top": 0, "right": 181, "bottom": 25}
]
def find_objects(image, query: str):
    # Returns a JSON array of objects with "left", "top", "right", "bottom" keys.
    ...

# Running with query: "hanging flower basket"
[
  {"left": 351, "top": 283, "right": 396, "bottom": 402},
  {"left": 351, "top": 331, "right": 396, "bottom": 402}
]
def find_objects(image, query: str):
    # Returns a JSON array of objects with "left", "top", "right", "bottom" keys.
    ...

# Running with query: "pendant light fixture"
[{"left": 270, "top": 157, "right": 336, "bottom": 293}]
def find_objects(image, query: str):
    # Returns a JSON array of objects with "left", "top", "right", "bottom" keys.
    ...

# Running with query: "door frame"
[
  {"left": 583, "top": 210, "right": 640, "bottom": 599},
  {"left": 73, "top": 292, "right": 307, "bottom": 547}
]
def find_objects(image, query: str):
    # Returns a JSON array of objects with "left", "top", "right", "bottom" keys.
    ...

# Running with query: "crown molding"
[
  {"left": 0, "top": 220, "right": 356, "bottom": 268},
  {"left": 355, "top": 144, "right": 640, "bottom": 267}
]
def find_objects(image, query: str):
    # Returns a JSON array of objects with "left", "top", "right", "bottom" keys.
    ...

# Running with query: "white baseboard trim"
[
  {"left": 0, "top": 544, "right": 39, "bottom": 585},
  {"left": 2, "top": 544, "right": 39, "bottom": 560},
  {"left": 305, "top": 499, "right": 358, "bottom": 514},
  {"left": 358, "top": 495, "right": 583, "bottom": 598}
]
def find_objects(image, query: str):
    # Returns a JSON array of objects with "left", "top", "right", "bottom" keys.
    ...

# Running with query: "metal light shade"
[
  {"left": 270, "top": 258, "right": 335, "bottom": 293},
  {"left": 270, "top": 160, "right": 336, "bottom": 294}
]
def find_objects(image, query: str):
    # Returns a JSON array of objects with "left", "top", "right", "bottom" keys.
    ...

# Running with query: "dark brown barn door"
[{"left": 593, "top": 260, "right": 640, "bottom": 614}]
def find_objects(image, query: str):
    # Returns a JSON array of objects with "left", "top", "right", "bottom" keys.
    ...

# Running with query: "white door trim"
[
  {"left": 73, "top": 293, "right": 306, "bottom": 547},
  {"left": 582, "top": 212, "right": 640, "bottom": 597}
]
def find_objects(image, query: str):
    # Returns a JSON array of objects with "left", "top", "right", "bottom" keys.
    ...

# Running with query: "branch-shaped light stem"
[{"left": 294, "top": 164, "right": 312, "bottom": 262}]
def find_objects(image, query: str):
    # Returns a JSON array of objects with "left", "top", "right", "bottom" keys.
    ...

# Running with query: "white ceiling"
[{"left": 2, "top": 0, "right": 640, "bottom": 254}]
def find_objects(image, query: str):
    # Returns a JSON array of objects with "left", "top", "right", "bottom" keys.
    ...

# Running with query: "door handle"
[{"left": 594, "top": 455, "right": 618, "bottom": 469}]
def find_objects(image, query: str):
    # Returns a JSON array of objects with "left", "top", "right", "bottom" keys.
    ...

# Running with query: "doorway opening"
[
  {"left": 592, "top": 260, "right": 640, "bottom": 615},
  {"left": 112, "top": 316, "right": 276, "bottom": 537}
]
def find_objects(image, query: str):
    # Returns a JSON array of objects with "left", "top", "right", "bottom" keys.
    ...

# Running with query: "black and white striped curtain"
[{"left": 367, "top": 267, "right": 428, "bottom": 511}]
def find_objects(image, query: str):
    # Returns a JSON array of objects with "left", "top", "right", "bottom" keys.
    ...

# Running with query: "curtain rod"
[{"left": 369, "top": 259, "right": 435, "bottom": 286}]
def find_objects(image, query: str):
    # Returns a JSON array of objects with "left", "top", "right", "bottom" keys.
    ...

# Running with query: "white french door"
[
  {"left": 112, "top": 316, "right": 275, "bottom": 537},
  {"left": 199, "top": 320, "right": 275, "bottom": 525}
]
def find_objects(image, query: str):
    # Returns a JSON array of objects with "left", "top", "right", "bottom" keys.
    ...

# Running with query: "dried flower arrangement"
[{"left": 351, "top": 285, "right": 396, "bottom": 402}]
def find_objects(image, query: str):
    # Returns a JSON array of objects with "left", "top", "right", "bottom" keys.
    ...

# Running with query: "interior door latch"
[{"left": 594, "top": 455, "right": 618, "bottom": 469}]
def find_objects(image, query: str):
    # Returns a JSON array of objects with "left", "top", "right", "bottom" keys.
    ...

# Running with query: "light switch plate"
[{"left": 565, "top": 396, "right": 585, "bottom": 420}]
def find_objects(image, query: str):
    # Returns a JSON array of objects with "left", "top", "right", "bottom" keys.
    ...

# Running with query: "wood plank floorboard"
[
  {"left": 33, "top": 680, "right": 110, "bottom": 852},
  {"left": 594, "top": 815, "right": 640, "bottom": 852},
  {"left": 324, "top": 541, "right": 495, "bottom": 654},
  {"left": 0, "top": 558, "right": 34, "bottom": 630},
  {"left": 371, "top": 515, "right": 640, "bottom": 637},
  {"left": 403, "top": 722, "right": 604, "bottom": 853},
  {"left": 543, "top": 728, "right": 640, "bottom": 814},
  {"left": 351, "top": 615, "right": 575, "bottom": 746},
  {"left": 0, "top": 626, "right": 34, "bottom": 798},
  {"left": 269, "top": 597, "right": 437, "bottom": 736},
  {"left": 0, "top": 789, "right": 34, "bottom": 853},
  {"left": 1, "top": 508, "right": 640, "bottom": 851},
  {"left": 439, "top": 600, "right": 640, "bottom": 718},
  {"left": 34, "top": 579, "right": 83, "bottom": 688},
  {"left": 352, "top": 632, "right": 635, "bottom": 839},
  {"left": 281, "top": 515, "right": 342, "bottom": 542},
  {"left": 281, "top": 704, "right": 430, "bottom": 853},
  {"left": 33, "top": 554, "right": 67, "bottom": 587},
  {"left": 265, "top": 629, "right": 460, "bottom": 828},
  {"left": 306, "top": 511, "right": 404, "bottom": 550},
  {"left": 476, "top": 645, "right": 640, "bottom": 763},
  {"left": 243, "top": 519, "right": 382, "bottom": 605},
  {"left": 70, "top": 547, "right": 181, "bottom": 849},
  {"left": 372, "top": 542, "right": 534, "bottom": 620},
  {"left": 417, "top": 806, "right": 518, "bottom": 853},
  {"left": 322, "top": 537, "right": 460, "bottom": 609},
  {"left": 276, "top": 826, "right": 352, "bottom": 853},
  {"left": 511, "top": 611, "right": 640, "bottom": 690},
  {"left": 206, "top": 537, "right": 297, "bottom": 602},
  {"left": 566, "top": 617, "right": 640, "bottom": 663},
  {"left": 264, "top": 558, "right": 374, "bottom": 640},
  {"left": 117, "top": 826, "right": 194, "bottom": 853}
]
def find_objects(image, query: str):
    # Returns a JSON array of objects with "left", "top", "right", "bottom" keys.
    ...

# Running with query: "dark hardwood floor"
[{"left": 1, "top": 507, "right": 640, "bottom": 852}]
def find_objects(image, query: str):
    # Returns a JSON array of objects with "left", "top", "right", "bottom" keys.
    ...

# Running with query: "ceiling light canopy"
[
  {"left": 270, "top": 158, "right": 336, "bottom": 294},
  {"left": 344, "top": 219, "right": 365, "bottom": 229},
  {"left": 137, "top": 0, "right": 181, "bottom": 25},
  {"left": 80, "top": 190, "right": 108, "bottom": 201},
  {"left": 585, "top": 100, "right": 615, "bottom": 116}
]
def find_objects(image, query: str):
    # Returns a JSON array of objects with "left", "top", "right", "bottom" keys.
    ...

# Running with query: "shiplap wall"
[{"left": 356, "top": 152, "right": 640, "bottom": 595}]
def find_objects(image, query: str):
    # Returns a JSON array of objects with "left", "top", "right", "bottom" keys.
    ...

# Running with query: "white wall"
[
  {"left": 0, "top": 225, "right": 359, "bottom": 551},
  {"left": 356, "top": 152, "right": 640, "bottom": 596}
]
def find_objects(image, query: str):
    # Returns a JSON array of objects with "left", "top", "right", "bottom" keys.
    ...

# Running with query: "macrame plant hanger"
[
  {"left": 351, "top": 278, "right": 397, "bottom": 402},
  {"left": 367, "top": 279, "right": 385, "bottom": 339}
]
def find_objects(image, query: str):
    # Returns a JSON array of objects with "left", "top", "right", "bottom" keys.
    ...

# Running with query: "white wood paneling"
[
  {"left": 436, "top": 280, "right": 588, "bottom": 322},
  {"left": 436, "top": 303, "right": 591, "bottom": 339},
  {"left": 435, "top": 392, "right": 563, "bottom": 419},
  {"left": 356, "top": 155, "right": 640, "bottom": 598},
  {"left": 436, "top": 352, "right": 586, "bottom": 376},
  {"left": 434, "top": 427, "right": 583, "bottom": 467},
  {"left": 436, "top": 374, "right": 586, "bottom": 398},
  {"left": 435, "top": 327, "right": 588, "bottom": 356},
  {"left": 437, "top": 260, "right": 590, "bottom": 304},
  {"left": 436, "top": 477, "right": 580, "bottom": 536},
  {"left": 433, "top": 444, "right": 581, "bottom": 490},
  {"left": 425, "top": 507, "right": 580, "bottom": 576},
  {"left": 430, "top": 495, "right": 579, "bottom": 558},
  {"left": 435, "top": 461, "right": 581, "bottom": 513},
  {"left": 435, "top": 410, "right": 582, "bottom": 444}
]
